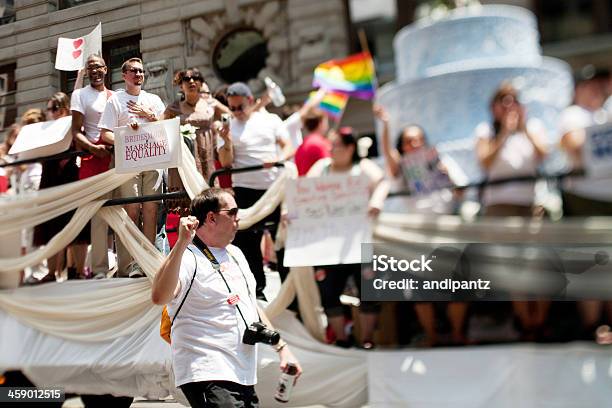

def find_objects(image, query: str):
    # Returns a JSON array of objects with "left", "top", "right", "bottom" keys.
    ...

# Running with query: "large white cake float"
[{"left": 376, "top": 5, "right": 573, "bottom": 185}]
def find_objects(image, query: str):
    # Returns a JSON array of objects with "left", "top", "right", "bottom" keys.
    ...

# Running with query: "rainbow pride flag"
[
  {"left": 308, "top": 91, "right": 349, "bottom": 120},
  {"left": 312, "top": 52, "right": 376, "bottom": 100}
]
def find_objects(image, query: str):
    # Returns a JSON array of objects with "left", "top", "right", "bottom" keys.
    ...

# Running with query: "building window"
[
  {"left": 0, "top": 63, "right": 17, "bottom": 140},
  {"left": 102, "top": 34, "right": 142, "bottom": 90},
  {"left": 59, "top": 0, "right": 98, "bottom": 10},
  {"left": 212, "top": 29, "right": 268, "bottom": 84},
  {"left": 0, "top": 0, "right": 15, "bottom": 26},
  {"left": 535, "top": 0, "right": 612, "bottom": 43},
  {"left": 61, "top": 34, "right": 141, "bottom": 94}
]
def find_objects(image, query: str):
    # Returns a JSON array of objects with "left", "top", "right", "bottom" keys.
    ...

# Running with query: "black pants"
[
  {"left": 180, "top": 381, "right": 259, "bottom": 408},
  {"left": 317, "top": 263, "right": 380, "bottom": 317},
  {"left": 232, "top": 187, "right": 281, "bottom": 299}
]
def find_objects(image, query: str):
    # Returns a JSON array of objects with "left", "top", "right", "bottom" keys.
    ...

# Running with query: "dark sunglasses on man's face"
[
  {"left": 229, "top": 105, "right": 245, "bottom": 112},
  {"left": 182, "top": 75, "right": 203, "bottom": 83},
  {"left": 217, "top": 208, "right": 239, "bottom": 217},
  {"left": 127, "top": 68, "right": 144, "bottom": 74}
]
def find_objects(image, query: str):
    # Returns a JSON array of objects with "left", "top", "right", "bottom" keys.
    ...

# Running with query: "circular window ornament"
[{"left": 213, "top": 29, "right": 269, "bottom": 84}]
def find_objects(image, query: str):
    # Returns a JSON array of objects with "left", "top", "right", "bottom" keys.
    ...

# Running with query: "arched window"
[{"left": 213, "top": 29, "right": 269, "bottom": 84}]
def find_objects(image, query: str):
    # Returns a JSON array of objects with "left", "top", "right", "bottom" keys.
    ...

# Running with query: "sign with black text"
[
  {"left": 284, "top": 175, "right": 371, "bottom": 267},
  {"left": 114, "top": 117, "right": 180, "bottom": 174}
]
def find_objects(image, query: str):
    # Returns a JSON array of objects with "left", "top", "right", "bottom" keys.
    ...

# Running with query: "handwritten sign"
[
  {"left": 401, "top": 147, "right": 452, "bottom": 195},
  {"left": 284, "top": 175, "right": 371, "bottom": 267},
  {"left": 584, "top": 122, "right": 612, "bottom": 178},
  {"left": 9, "top": 116, "right": 72, "bottom": 160},
  {"left": 114, "top": 117, "right": 181, "bottom": 174},
  {"left": 55, "top": 23, "right": 102, "bottom": 71}
]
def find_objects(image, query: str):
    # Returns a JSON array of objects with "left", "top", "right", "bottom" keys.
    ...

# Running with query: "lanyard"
[{"left": 192, "top": 235, "right": 260, "bottom": 327}]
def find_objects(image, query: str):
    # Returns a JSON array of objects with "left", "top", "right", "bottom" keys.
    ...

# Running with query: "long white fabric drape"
[
  {"left": 0, "top": 149, "right": 305, "bottom": 342},
  {"left": 2, "top": 143, "right": 612, "bottom": 343}
]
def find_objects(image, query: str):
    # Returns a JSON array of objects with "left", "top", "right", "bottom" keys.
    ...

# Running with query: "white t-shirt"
[
  {"left": 70, "top": 86, "right": 113, "bottom": 143},
  {"left": 218, "top": 111, "right": 289, "bottom": 190},
  {"left": 476, "top": 119, "right": 545, "bottom": 207},
  {"left": 283, "top": 111, "right": 303, "bottom": 153},
  {"left": 167, "top": 243, "right": 259, "bottom": 387},
  {"left": 98, "top": 89, "right": 165, "bottom": 130},
  {"left": 558, "top": 104, "right": 612, "bottom": 201}
]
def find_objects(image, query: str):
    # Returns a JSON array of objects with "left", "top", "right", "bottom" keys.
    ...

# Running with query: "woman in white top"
[
  {"left": 476, "top": 83, "right": 550, "bottom": 340},
  {"left": 307, "top": 128, "right": 388, "bottom": 349},
  {"left": 476, "top": 82, "right": 548, "bottom": 216}
]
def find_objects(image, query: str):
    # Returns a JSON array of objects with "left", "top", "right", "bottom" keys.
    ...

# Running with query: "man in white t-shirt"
[
  {"left": 71, "top": 54, "right": 114, "bottom": 279},
  {"left": 558, "top": 66, "right": 612, "bottom": 216},
  {"left": 217, "top": 82, "right": 291, "bottom": 298},
  {"left": 99, "top": 57, "right": 166, "bottom": 277},
  {"left": 151, "top": 188, "right": 301, "bottom": 408}
]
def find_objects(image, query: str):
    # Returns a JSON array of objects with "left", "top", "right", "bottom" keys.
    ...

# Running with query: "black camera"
[{"left": 242, "top": 322, "right": 280, "bottom": 345}]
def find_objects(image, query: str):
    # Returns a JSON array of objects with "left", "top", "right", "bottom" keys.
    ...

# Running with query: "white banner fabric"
[{"left": 8, "top": 116, "right": 72, "bottom": 160}]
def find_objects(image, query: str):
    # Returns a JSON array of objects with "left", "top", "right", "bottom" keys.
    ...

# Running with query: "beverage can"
[{"left": 274, "top": 363, "right": 297, "bottom": 403}]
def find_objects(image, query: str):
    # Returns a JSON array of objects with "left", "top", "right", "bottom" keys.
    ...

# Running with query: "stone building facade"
[{"left": 0, "top": 0, "right": 350, "bottom": 139}]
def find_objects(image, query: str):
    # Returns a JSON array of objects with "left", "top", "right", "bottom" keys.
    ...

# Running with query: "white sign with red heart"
[{"left": 55, "top": 23, "right": 102, "bottom": 71}]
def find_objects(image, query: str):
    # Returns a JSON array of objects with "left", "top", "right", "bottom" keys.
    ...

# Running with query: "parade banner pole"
[{"left": 358, "top": 29, "right": 379, "bottom": 91}]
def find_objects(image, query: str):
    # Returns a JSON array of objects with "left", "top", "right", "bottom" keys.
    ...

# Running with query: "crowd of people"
[{"left": 1, "top": 54, "right": 612, "bottom": 358}]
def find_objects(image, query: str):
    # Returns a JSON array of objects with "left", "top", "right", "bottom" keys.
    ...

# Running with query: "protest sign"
[
  {"left": 114, "top": 117, "right": 181, "bottom": 174},
  {"left": 284, "top": 175, "right": 371, "bottom": 267},
  {"left": 583, "top": 122, "right": 612, "bottom": 179},
  {"left": 9, "top": 116, "right": 72, "bottom": 160},
  {"left": 55, "top": 23, "right": 102, "bottom": 71},
  {"left": 401, "top": 147, "right": 451, "bottom": 195}
]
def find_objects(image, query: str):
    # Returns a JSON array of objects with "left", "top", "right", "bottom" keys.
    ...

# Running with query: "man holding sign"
[{"left": 99, "top": 57, "right": 165, "bottom": 277}]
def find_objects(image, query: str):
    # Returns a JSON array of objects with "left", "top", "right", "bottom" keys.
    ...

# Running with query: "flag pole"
[
  {"left": 334, "top": 95, "right": 349, "bottom": 129},
  {"left": 357, "top": 29, "right": 378, "bottom": 91}
]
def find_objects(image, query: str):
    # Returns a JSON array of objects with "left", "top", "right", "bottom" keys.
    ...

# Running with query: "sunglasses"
[
  {"left": 217, "top": 207, "right": 239, "bottom": 217},
  {"left": 126, "top": 67, "right": 144, "bottom": 74},
  {"left": 87, "top": 64, "right": 106, "bottom": 71},
  {"left": 47, "top": 105, "right": 59, "bottom": 112},
  {"left": 229, "top": 104, "right": 245, "bottom": 112},
  {"left": 182, "top": 75, "right": 203, "bottom": 83}
]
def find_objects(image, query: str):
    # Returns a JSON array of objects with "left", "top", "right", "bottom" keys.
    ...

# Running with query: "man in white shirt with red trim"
[
  {"left": 152, "top": 188, "right": 301, "bottom": 407},
  {"left": 71, "top": 54, "right": 114, "bottom": 279}
]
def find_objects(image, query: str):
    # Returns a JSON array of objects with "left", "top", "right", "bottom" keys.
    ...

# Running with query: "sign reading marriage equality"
[
  {"left": 114, "top": 117, "right": 181, "bottom": 174},
  {"left": 283, "top": 175, "right": 371, "bottom": 267},
  {"left": 584, "top": 122, "right": 612, "bottom": 179},
  {"left": 55, "top": 23, "right": 102, "bottom": 71}
]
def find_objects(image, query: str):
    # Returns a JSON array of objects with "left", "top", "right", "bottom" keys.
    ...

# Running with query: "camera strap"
[
  {"left": 192, "top": 235, "right": 261, "bottom": 328},
  {"left": 170, "top": 249, "right": 198, "bottom": 326}
]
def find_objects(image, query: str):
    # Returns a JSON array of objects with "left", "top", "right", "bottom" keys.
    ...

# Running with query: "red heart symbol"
[
  {"left": 73, "top": 38, "right": 83, "bottom": 49},
  {"left": 72, "top": 50, "right": 82, "bottom": 59}
]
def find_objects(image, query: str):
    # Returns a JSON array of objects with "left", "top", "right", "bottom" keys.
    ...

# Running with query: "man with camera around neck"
[{"left": 152, "top": 188, "right": 301, "bottom": 407}]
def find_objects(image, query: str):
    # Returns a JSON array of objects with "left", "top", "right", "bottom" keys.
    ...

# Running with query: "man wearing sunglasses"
[
  {"left": 152, "top": 188, "right": 301, "bottom": 408},
  {"left": 70, "top": 54, "right": 115, "bottom": 279},
  {"left": 99, "top": 57, "right": 166, "bottom": 278},
  {"left": 217, "top": 82, "right": 292, "bottom": 299}
]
